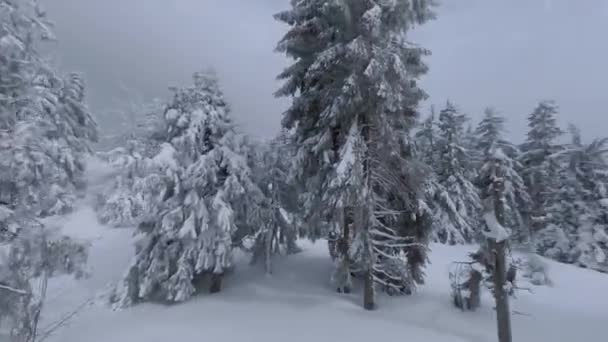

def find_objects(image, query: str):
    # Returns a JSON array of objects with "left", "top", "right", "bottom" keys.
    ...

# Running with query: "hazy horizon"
[{"left": 46, "top": 0, "right": 607, "bottom": 143}]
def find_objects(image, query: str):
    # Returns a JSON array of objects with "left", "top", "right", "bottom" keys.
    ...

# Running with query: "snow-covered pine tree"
[
  {"left": 55, "top": 73, "right": 99, "bottom": 153},
  {"left": 1, "top": 2, "right": 96, "bottom": 338},
  {"left": 539, "top": 129, "right": 582, "bottom": 262},
  {"left": 434, "top": 101, "right": 481, "bottom": 244},
  {"left": 570, "top": 138, "right": 608, "bottom": 272},
  {"left": 115, "top": 70, "right": 265, "bottom": 306},
  {"left": 519, "top": 100, "right": 563, "bottom": 252},
  {"left": 415, "top": 106, "right": 438, "bottom": 168},
  {"left": 475, "top": 108, "right": 505, "bottom": 155},
  {"left": 275, "top": 0, "right": 435, "bottom": 309},
  {"left": 474, "top": 108, "right": 532, "bottom": 246},
  {"left": 366, "top": 136, "right": 432, "bottom": 295},
  {"left": 246, "top": 133, "right": 301, "bottom": 274},
  {"left": 547, "top": 129, "right": 608, "bottom": 270},
  {"left": 461, "top": 119, "right": 481, "bottom": 175},
  {"left": 94, "top": 99, "right": 172, "bottom": 228},
  {"left": 95, "top": 140, "right": 178, "bottom": 228},
  {"left": 99, "top": 95, "right": 165, "bottom": 151},
  {"left": 1, "top": 0, "right": 98, "bottom": 217}
]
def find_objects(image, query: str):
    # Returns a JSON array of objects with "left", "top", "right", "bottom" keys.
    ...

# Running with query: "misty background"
[{"left": 45, "top": 0, "right": 607, "bottom": 142}]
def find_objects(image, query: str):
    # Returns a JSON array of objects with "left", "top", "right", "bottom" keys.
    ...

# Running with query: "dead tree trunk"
[
  {"left": 487, "top": 152, "right": 512, "bottom": 342},
  {"left": 491, "top": 239, "right": 512, "bottom": 342}
]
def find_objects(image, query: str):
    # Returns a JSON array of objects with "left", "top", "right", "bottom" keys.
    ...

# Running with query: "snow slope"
[{"left": 40, "top": 207, "right": 608, "bottom": 342}]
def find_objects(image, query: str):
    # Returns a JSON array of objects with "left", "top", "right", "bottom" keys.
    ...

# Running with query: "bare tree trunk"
[
  {"left": 340, "top": 207, "right": 351, "bottom": 294},
  {"left": 209, "top": 273, "right": 223, "bottom": 294},
  {"left": 264, "top": 225, "right": 274, "bottom": 275},
  {"left": 489, "top": 164, "right": 512, "bottom": 342},
  {"left": 357, "top": 206, "right": 375, "bottom": 310},
  {"left": 363, "top": 266, "right": 375, "bottom": 310},
  {"left": 491, "top": 240, "right": 512, "bottom": 342},
  {"left": 360, "top": 117, "right": 376, "bottom": 311}
]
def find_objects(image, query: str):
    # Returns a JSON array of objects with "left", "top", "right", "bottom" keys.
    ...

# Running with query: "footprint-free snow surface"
[{"left": 42, "top": 206, "right": 607, "bottom": 342}]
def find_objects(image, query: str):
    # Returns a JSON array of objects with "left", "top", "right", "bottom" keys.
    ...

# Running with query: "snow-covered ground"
[{"left": 39, "top": 205, "right": 608, "bottom": 342}]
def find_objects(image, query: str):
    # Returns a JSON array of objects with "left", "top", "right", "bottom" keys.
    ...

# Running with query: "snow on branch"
[
  {"left": 0, "top": 283, "right": 29, "bottom": 296},
  {"left": 482, "top": 211, "right": 511, "bottom": 242}
]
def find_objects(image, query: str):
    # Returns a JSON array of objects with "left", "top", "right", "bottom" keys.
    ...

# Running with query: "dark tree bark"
[
  {"left": 491, "top": 240, "right": 512, "bottom": 342},
  {"left": 339, "top": 207, "right": 351, "bottom": 294},
  {"left": 488, "top": 158, "right": 512, "bottom": 342},
  {"left": 464, "top": 269, "right": 482, "bottom": 310},
  {"left": 209, "top": 273, "right": 223, "bottom": 294},
  {"left": 363, "top": 268, "right": 375, "bottom": 310},
  {"left": 357, "top": 206, "right": 375, "bottom": 310}
]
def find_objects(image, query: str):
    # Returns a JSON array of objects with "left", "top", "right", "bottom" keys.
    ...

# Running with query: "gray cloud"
[{"left": 46, "top": 0, "right": 607, "bottom": 142}]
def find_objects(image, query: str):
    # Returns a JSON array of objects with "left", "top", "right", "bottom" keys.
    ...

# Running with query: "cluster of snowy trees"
[
  {"left": 95, "top": 69, "right": 306, "bottom": 306},
  {"left": 96, "top": 0, "right": 608, "bottom": 315},
  {"left": 418, "top": 100, "right": 608, "bottom": 273},
  {"left": 3, "top": 3, "right": 608, "bottom": 341},
  {"left": 1, "top": 0, "right": 97, "bottom": 340},
  {"left": 94, "top": 0, "right": 438, "bottom": 311}
]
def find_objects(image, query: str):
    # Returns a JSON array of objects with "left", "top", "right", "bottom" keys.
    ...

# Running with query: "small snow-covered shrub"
[{"left": 522, "top": 253, "right": 552, "bottom": 286}]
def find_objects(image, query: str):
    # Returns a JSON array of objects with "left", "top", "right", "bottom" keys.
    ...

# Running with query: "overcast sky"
[{"left": 45, "top": 0, "right": 607, "bottom": 142}]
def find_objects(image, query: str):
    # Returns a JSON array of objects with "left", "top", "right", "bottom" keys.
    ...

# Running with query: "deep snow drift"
[{"left": 39, "top": 204, "right": 608, "bottom": 342}]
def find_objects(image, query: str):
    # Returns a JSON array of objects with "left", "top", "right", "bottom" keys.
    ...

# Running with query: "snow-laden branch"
[
  {"left": 483, "top": 211, "right": 510, "bottom": 242},
  {"left": 0, "top": 283, "right": 29, "bottom": 296}
]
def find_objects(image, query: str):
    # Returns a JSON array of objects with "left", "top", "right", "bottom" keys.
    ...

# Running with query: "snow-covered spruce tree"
[
  {"left": 474, "top": 109, "right": 532, "bottom": 246},
  {"left": 547, "top": 130, "right": 608, "bottom": 271},
  {"left": 95, "top": 141, "right": 178, "bottom": 228},
  {"left": 519, "top": 100, "right": 563, "bottom": 255},
  {"left": 94, "top": 101, "right": 173, "bottom": 228},
  {"left": 275, "top": 0, "right": 434, "bottom": 309},
  {"left": 115, "top": 71, "right": 265, "bottom": 306},
  {"left": 0, "top": 0, "right": 98, "bottom": 217},
  {"left": 421, "top": 176, "right": 466, "bottom": 244},
  {"left": 539, "top": 134, "right": 582, "bottom": 263},
  {"left": 415, "top": 106, "right": 438, "bottom": 168},
  {"left": 246, "top": 133, "right": 302, "bottom": 274},
  {"left": 434, "top": 101, "right": 481, "bottom": 244},
  {"left": 365, "top": 137, "right": 432, "bottom": 295},
  {"left": 461, "top": 119, "right": 481, "bottom": 175},
  {"left": 97, "top": 95, "right": 165, "bottom": 151},
  {"left": 570, "top": 138, "right": 608, "bottom": 272},
  {"left": 0, "top": 2, "right": 96, "bottom": 338},
  {"left": 0, "top": 2, "right": 96, "bottom": 340},
  {"left": 475, "top": 108, "right": 506, "bottom": 155},
  {"left": 55, "top": 72, "right": 99, "bottom": 154}
]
